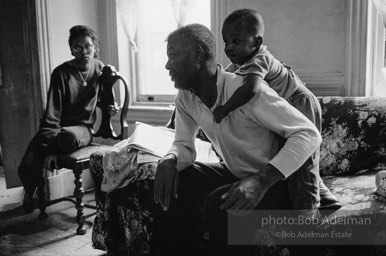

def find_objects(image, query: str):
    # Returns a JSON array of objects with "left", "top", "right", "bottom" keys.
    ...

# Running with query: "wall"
[
  {"left": 48, "top": 0, "right": 98, "bottom": 68},
  {"left": 0, "top": 0, "right": 42, "bottom": 188},
  {"left": 240, "top": 0, "right": 346, "bottom": 96},
  {"left": 45, "top": 0, "right": 111, "bottom": 71}
]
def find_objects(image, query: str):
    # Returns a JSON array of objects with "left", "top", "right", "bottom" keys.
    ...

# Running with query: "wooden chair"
[{"left": 37, "top": 65, "right": 130, "bottom": 235}]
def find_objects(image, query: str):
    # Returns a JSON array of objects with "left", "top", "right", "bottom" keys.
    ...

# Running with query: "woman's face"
[{"left": 70, "top": 35, "right": 96, "bottom": 64}]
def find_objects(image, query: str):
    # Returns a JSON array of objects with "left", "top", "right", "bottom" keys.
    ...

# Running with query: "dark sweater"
[{"left": 39, "top": 59, "right": 104, "bottom": 137}]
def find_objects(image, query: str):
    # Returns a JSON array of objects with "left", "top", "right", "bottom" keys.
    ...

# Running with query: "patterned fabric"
[
  {"left": 90, "top": 96, "right": 386, "bottom": 255},
  {"left": 319, "top": 97, "right": 386, "bottom": 176},
  {"left": 323, "top": 173, "right": 386, "bottom": 210},
  {"left": 90, "top": 151, "right": 156, "bottom": 255}
]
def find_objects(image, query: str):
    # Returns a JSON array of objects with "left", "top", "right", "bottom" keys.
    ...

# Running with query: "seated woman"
[{"left": 18, "top": 25, "right": 118, "bottom": 214}]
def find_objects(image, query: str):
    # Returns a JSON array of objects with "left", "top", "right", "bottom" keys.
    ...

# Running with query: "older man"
[{"left": 151, "top": 24, "right": 322, "bottom": 256}]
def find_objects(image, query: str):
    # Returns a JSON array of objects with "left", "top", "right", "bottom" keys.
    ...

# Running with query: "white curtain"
[
  {"left": 170, "top": 0, "right": 198, "bottom": 27},
  {"left": 374, "top": 0, "right": 386, "bottom": 27},
  {"left": 116, "top": 0, "right": 139, "bottom": 51}
]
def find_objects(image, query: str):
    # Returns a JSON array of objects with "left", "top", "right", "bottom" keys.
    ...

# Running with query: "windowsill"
[{"left": 111, "top": 104, "right": 174, "bottom": 127}]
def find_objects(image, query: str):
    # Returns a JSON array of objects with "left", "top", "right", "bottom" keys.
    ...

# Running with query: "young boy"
[{"left": 215, "top": 8, "right": 340, "bottom": 210}]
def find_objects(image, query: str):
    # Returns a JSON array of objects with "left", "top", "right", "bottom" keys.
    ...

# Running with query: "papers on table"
[{"left": 127, "top": 122, "right": 218, "bottom": 163}]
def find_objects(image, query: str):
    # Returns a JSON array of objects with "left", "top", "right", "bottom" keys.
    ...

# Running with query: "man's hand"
[
  {"left": 213, "top": 105, "right": 227, "bottom": 123},
  {"left": 221, "top": 164, "right": 284, "bottom": 210},
  {"left": 154, "top": 154, "right": 178, "bottom": 211},
  {"left": 107, "top": 102, "right": 120, "bottom": 116}
]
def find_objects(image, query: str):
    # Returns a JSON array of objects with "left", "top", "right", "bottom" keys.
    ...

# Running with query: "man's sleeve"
[
  {"left": 167, "top": 93, "right": 199, "bottom": 171},
  {"left": 247, "top": 84, "right": 322, "bottom": 178}
]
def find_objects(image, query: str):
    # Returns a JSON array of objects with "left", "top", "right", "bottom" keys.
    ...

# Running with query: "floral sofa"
[{"left": 89, "top": 97, "right": 386, "bottom": 256}]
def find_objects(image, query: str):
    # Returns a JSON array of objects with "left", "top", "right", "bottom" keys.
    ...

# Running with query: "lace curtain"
[
  {"left": 116, "top": 0, "right": 200, "bottom": 51},
  {"left": 374, "top": 0, "right": 386, "bottom": 27},
  {"left": 116, "top": 0, "right": 139, "bottom": 51},
  {"left": 170, "top": 0, "right": 198, "bottom": 27}
]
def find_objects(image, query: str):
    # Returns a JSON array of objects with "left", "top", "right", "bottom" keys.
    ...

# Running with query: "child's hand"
[{"left": 213, "top": 105, "right": 227, "bottom": 123}]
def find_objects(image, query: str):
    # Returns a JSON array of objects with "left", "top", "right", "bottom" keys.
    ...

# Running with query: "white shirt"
[{"left": 168, "top": 65, "right": 321, "bottom": 179}]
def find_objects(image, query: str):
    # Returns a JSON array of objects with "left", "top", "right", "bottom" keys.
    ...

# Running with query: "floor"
[{"left": 0, "top": 166, "right": 107, "bottom": 256}]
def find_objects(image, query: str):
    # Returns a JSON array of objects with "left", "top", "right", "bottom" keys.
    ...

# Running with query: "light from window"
[
  {"left": 384, "top": 31, "right": 386, "bottom": 67},
  {"left": 135, "top": 0, "right": 210, "bottom": 102}
]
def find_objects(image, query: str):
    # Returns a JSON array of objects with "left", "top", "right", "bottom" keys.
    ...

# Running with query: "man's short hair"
[
  {"left": 166, "top": 23, "right": 216, "bottom": 61},
  {"left": 223, "top": 8, "right": 265, "bottom": 36}
]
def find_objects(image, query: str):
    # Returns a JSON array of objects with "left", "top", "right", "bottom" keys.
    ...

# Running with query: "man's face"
[{"left": 165, "top": 39, "right": 199, "bottom": 90}]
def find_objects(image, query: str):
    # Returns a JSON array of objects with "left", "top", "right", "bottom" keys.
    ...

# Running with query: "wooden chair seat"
[{"left": 56, "top": 143, "right": 113, "bottom": 166}]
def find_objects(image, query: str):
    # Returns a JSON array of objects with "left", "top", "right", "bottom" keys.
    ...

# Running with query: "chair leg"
[
  {"left": 73, "top": 166, "right": 86, "bottom": 235},
  {"left": 37, "top": 177, "right": 48, "bottom": 219}
]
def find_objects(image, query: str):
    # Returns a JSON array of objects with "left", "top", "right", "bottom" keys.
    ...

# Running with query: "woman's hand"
[{"left": 107, "top": 102, "right": 120, "bottom": 116}]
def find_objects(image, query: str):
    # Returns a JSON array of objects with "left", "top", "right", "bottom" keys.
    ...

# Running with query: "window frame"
[{"left": 367, "top": 0, "right": 386, "bottom": 96}]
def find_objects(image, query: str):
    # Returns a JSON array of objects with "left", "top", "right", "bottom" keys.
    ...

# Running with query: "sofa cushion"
[
  {"left": 323, "top": 172, "right": 386, "bottom": 210},
  {"left": 318, "top": 97, "right": 386, "bottom": 176}
]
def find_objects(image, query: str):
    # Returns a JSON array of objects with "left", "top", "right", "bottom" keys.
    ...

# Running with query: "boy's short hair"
[
  {"left": 223, "top": 8, "right": 265, "bottom": 37},
  {"left": 166, "top": 23, "right": 216, "bottom": 61},
  {"left": 68, "top": 25, "right": 99, "bottom": 58}
]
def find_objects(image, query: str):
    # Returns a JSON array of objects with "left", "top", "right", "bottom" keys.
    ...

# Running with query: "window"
[
  {"left": 118, "top": 0, "right": 211, "bottom": 105},
  {"left": 367, "top": 0, "right": 386, "bottom": 96}
]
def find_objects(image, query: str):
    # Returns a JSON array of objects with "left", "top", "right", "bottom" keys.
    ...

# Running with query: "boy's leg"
[{"left": 288, "top": 86, "right": 340, "bottom": 210}]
